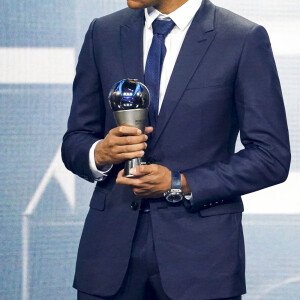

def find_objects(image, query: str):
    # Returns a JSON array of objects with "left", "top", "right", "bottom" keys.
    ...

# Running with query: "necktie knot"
[{"left": 152, "top": 19, "right": 175, "bottom": 37}]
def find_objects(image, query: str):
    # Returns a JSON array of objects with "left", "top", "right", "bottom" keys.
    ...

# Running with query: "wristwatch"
[{"left": 164, "top": 171, "right": 185, "bottom": 203}]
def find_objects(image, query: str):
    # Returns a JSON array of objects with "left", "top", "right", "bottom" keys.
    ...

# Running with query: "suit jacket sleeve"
[
  {"left": 182, "top": 25, "right": 291, "bottom": 211},
  {"left": 61, "top": 19, "right": 105, "bottom": 182}
]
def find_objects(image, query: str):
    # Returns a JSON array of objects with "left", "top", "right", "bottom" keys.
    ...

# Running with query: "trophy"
[{"left": 108, "top": 79, "right": 150, "bottom": 177}]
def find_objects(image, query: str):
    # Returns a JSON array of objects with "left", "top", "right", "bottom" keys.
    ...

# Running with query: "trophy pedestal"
[
  {"left": 113, "top": 109, "right": 148, "bottom": 132},
  {"left": 124, "top": 157, "right": 142, "bottom": 177}
]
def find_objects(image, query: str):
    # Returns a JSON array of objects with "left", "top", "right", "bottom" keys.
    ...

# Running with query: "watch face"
[{"left": 166, "top": 192, "right": 183, "bottom": 203}]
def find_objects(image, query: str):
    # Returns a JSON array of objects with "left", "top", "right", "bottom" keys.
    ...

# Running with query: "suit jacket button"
[{"left": 130, "top": 201, "right": 139, "bottom": 210}]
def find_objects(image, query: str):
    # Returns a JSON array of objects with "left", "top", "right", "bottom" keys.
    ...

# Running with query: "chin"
[{"left": 127, "top": 0, "right": 150, "bottom": 9}]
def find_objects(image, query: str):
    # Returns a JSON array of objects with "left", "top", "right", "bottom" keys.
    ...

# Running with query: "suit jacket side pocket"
[
  {"left": 89, "top": 186, "right": 107, "bottom": 211},
  {"left": 198, "top": 201, "right": 244, "bottom": 217}
]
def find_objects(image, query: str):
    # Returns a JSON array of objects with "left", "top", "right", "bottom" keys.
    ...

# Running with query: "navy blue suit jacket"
[{"left": 62, "top": 1, "right": 291, "bottom": 299}]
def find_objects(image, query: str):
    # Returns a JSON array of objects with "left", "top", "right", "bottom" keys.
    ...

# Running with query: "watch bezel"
[{"left": 164, "top": 189, "right": 184, "bottom": 203}]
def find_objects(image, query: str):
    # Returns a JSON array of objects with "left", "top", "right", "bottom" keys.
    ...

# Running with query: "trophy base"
[{"left": 124, "top": 158, "right": 143, "bottom": 177}]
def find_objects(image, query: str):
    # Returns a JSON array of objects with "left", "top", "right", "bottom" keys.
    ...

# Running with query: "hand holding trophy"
[{"left": 108, "top": 79, "right": 150, "bottom": 177}]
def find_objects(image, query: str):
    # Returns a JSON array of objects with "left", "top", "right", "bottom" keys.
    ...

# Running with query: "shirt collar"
[{"left": 144, "top": 0, "right": 202, "bottom": 31}]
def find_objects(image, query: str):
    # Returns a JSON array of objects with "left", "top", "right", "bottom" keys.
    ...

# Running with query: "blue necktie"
[{"left": 145, "top": 19, "right": 175, "bottom": 127}]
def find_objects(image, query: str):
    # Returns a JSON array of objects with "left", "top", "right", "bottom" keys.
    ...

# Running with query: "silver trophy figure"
[{"left": 108, "top": 79, "right": 150, "bottom": 177}]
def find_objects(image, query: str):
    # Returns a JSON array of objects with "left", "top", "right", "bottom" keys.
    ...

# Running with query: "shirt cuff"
[
  {"left": 89, "top": 140, "right": 113, "bottom": 181},
  {"left": 184, "top": 193, "right": 193, "bottom": 200},
  {"left": 183, "top": 193, "right": 193, "bottom": 210}
]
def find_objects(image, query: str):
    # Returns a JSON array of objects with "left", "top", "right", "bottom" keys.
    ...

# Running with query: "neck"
[{"left": 154, "top": 0, "right": 189, "bottom": 14}]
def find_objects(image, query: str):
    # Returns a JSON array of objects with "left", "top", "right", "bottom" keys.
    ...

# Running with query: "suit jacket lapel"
[
  {"left": 120, "top": 9, "right": 145, "bottom": 83},
  {"left": 149, "top": 0, "right": 217, "bottom": 150}
]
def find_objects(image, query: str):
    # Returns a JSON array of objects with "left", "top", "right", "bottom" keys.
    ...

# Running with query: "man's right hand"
[{"left": 94, "top": 126, "right": 153, "bottom": 168}]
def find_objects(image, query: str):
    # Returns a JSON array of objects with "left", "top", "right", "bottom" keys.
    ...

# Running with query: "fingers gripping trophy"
[{"left": 108, "top": 79, "right": 150, "bottom": 177}]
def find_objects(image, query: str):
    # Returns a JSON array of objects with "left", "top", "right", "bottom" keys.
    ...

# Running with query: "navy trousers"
[{"left": 77, "top": 210, "right": 242, "bottom": 300}]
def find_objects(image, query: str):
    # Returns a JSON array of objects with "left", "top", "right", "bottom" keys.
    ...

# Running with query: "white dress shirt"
[{"left": 89, "top": 0, "right": 203, "bottom": 181}]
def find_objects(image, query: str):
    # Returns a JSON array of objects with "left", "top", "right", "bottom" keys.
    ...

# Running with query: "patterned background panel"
[{"left": 0, "top": 1, "right": 299, "bottom": 299}]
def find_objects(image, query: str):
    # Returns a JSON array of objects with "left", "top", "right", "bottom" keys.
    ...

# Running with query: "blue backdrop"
[{"left": 0, "top": 1, "right": 299, "bottom": 299}]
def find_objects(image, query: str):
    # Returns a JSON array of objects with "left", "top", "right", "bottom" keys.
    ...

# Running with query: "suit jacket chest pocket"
[
  {"left": 186, "top": 78, "right": 233, "bottom": 90},
  {"left": 178, "top": 84, "right": 234, "bottom": 121}
]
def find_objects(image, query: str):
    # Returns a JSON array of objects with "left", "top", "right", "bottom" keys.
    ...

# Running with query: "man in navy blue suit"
[{"left": 62, "top": 0, "right": 291, "bottom": 299}]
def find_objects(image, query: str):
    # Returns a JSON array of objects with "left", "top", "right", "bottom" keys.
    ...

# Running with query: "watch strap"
[{"left": 171, "top": 171, "right": 181, "bottom": 190}]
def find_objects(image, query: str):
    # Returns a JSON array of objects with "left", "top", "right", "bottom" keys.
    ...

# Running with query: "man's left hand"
[{"left": 116, "top": 164, "right": 171, "bottom": 198}]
